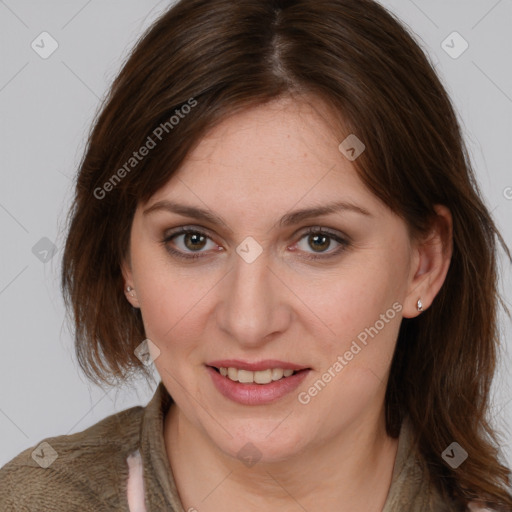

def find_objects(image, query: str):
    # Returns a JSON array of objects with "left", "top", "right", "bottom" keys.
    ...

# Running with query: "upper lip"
[{"left": 207, "top": 359, "right": 309, "bottom": 371}]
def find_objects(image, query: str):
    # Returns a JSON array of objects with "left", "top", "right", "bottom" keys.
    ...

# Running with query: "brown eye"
[
  {"left": 307, "top": 233, "right": 331, "bottom": 252},
  {"left": 183, "top": 232, "right": 208, "bottom": 251},
  {"left": 162, "top": 227, "right": 218, "bottom": 260},
  {"left": 295, "top": 228, "right": 350, "bottom": 260}
]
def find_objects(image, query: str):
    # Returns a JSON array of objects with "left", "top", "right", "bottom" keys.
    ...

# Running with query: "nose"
[{"left": 216, "top": 249, "right": 292, "bottom": 347}]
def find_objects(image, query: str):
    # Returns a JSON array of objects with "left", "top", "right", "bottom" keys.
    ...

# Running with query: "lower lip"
[{"left": 206, "top": 366, "right": 310, "bottom": 405}]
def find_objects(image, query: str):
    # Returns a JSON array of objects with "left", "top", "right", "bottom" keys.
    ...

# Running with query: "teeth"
[
  {"left": 254, "top": 369, "right": 272, "bottom": 384},
  {"left": 237, "top": 369, "right": 254, "bottom": 383},
  {"left": 271, "top": 368, "right": 284, "bottom": 380},
  {"left": 217, "top": 367, "right": 298, "bottom": 384}
]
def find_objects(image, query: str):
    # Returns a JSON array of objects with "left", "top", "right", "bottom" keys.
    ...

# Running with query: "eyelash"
[{"left": 161, "top": 226, "right": 350, "bottom": 262}]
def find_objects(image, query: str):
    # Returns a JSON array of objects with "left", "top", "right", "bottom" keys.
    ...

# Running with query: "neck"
[{"left": 164, "top": 404, "right": 400, "bottom": 512}]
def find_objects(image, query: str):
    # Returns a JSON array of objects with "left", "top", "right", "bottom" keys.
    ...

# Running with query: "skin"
[{"left": 122, "top": 96, "right": 453, "bottom": 511}]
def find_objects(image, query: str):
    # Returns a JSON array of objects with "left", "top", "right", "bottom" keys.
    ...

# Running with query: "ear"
[
  {"left": 402, "top": 204, "right": 453, "bottom": 318},
  {"left": 121, "top": 255, "right": 141, "bottom": 309}
]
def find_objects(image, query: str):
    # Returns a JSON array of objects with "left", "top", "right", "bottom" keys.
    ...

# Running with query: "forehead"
[
  {"left": 142, "top": 97, "right": 388, "bottom": 221},
  {"left": 178, "top": 97, "right": 343, "bottom": 179}
]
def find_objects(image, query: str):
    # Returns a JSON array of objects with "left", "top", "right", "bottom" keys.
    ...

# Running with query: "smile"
[
  {"left": 215, "top": 367, "right": 296, "bottom": 384},
  {"left": 205, "top": 361, "right": 311, "bottom": 405}
]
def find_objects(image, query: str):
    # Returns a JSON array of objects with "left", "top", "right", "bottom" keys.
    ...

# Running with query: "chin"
[{"left": 210, "top": 420, "right": 310, "bottom": 465}]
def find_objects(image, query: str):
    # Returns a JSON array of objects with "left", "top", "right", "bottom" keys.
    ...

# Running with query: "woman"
[{"left": 1, "top": 0, "right": 510, "bottom": 510}]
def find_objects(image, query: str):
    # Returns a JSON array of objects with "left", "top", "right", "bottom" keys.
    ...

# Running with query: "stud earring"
[
  {"left": 126, "top": 286, "right": 135, "bottom": 298},
  {"left": 417, "top": 298, "right": 423, "bottom": 312}
]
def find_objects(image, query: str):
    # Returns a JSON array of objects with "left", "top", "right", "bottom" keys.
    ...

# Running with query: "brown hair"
[{"left": 61, "top": 0, "right": 512, "bottom": 508}]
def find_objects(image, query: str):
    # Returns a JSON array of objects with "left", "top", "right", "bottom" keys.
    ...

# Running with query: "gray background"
[{"left": 1, "top": 0, "right": 511, "bottom": 472}]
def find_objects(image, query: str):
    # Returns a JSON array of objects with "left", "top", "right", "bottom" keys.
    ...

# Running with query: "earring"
[
  {"left": 417, "top": 298, "right": 423, "bottom": 312},
  {"left": 126, "top": 286, "right": 135, "bottom": 298}
]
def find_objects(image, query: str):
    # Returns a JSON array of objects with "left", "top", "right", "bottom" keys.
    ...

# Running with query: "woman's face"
[{"left": 123, "top": 97, "right": 422, "bottom": 462}]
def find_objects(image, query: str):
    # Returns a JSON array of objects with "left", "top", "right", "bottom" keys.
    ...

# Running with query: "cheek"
[
  {"left": 304, "top": 247, "right": 407, "bottom": 389},
  {"left": 300, "top": 275, "right": 403, "bottom": 425},
  {"left": 138, "top": 278, "right": 193, "bottom": 343},
  {"left": 130, "top": 241, "right": 183, "bottom": 341},
  {"left": 311, "top": 260, "right": 405, "bottom": 341},
  {"left": 133, "top": 259, "right": 219, "bottom": 358}
]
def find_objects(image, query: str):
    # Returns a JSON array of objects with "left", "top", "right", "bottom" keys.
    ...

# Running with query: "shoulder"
[
  {"left": 389, "top": 418, "right": 494, "bottom": 512},
  {"left": 0, "top": 403, "right": 145, "bottom": 511}
]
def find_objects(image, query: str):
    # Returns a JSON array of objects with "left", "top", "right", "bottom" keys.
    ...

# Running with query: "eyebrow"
[{"left": 143, "top": 199, "right": 372, "bottom": 230}]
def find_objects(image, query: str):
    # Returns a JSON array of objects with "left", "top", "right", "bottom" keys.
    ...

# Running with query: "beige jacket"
[{"left": 0, "top": 381, "right": 489, "bottom": 511}]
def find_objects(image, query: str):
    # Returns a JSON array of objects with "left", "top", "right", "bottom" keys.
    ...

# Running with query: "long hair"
[{"left": 61, "top": 0, "right": 512, "bottom": 508}]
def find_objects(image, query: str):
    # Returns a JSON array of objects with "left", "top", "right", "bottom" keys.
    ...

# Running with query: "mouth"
[
  {"left": 208, "top": 365, "right": 308, "bottom": 385},
  {"left": 205, "top": 359, "right": 311, "bottom": 405}
]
